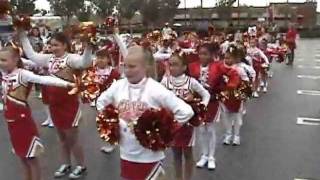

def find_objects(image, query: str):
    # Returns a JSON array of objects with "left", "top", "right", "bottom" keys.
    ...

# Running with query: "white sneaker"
[
  {"left": 223, "top": 134, "right": 232, "bottom": 145},
  {"left": 233, "top": 135, "right": 241, "bottom": 146},
  {"left": 196, "top": 155, "right": 208, "bottom": 168},
  {"left": 268, "top": 71, "right": 273, "bottom": 78},
  {"left": 260, "top": 81, "right": 264, "bottom": 87},
  {"left": 242, "top": 108, "right": 247, "bottom": 115},
  {"left": 54, "top": 164, "right": 71, "bottom": 178},
  {"left": 252, "top": 91, "right": 259, "bottom": 98},
  {"left": 48, "top": 123, "right": 54, "bottom": 128},
  {"left": 68, "top": 166, "right": 87, "bottom": 179},
  {"left": 41, "top": 119, "right": 50, "bottom": 126},
  {"left": 100, "top": 145, "right": 115, "bottom": 154},
  {"left": 90, "top": 101, "right": 96, "bottom": 107},
  {"left": 207, "top": 157, "right": 216, "bottom": 170},
  {"left": 257, "top": 86, "right": 261, "bottom": 92},
  {"left": 262, "top": 86, "right": 268, "bottom": 93}
]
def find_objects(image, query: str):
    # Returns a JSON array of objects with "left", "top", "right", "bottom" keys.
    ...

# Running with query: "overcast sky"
[{"left": 35, "top": 0, "right": 320, "bottom": 11}]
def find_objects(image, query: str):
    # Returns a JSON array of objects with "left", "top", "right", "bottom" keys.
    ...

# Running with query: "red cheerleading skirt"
[
  {"left": 4, "top": 97, "right": 44, "bottom": 158},
  {"left": 223, "top": 99, "right": 243, "bottom": 113},
  {"left": 204, "top": 100, "right": 220, "bottom": 123},
  {"left": 121, "top": 159, "right": 164, "bottom": 180},
  {"left": 172, "top": 125, "right": 194, "bottom": 148},
  {"left": 253, "top": 61, "right": 263, "bottom": 75},
  {"left": 41, "top": 85, "right": 50, "bottom": 104},
  {"left": 47, "top": 86, "right": 81, "bottom": 130}
]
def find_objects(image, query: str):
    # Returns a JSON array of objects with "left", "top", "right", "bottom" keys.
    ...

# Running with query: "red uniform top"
[
  {"left": 188, "top": 61, "right": 241, "bottom": 119},
  {"left": 286, "top": 28, "right": 297, "bottom": 49}
]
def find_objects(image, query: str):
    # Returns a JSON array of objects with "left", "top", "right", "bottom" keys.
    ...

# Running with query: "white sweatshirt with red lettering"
[{"left": 97, "top": 77, "right": 194, "bottom": 163}]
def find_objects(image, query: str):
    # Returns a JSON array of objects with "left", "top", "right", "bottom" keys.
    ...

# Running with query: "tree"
[
  {"left": 91, "top": 0, "right": 118, "bottom": 18},
  {"left": 119, "top": 0, "right": 141, "bottom": 33},
  {"left": 49, "top": 0, "right": 85, "bottom": 22},
  {"left": 10, "top": 0, "right": 36, "bottom": 15},
  {"left": 140, "top": 0, "right": 180, "bottom": 29},
  {"left": 158, "top": 0, "right": 180, "bottom": 24},
  {"left": 216, "top": 0, "right": 236, "bottom": 27},
  {"left": 77, "top": 7, "right": 92, "bottom": 22}
]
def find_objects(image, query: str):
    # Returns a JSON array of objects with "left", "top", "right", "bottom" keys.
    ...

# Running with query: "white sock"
[
  {"left": 198, "top": 126, "right": 209, "bottom": 156},
  {"left": 222, "top": 111, "right": 233, "bottom": 135},
  {"left": 207, "top": 123, "right": 216, "bottom": 158},
  {"left": 234, "top": 113, "right": 243, "bottom": 136}
]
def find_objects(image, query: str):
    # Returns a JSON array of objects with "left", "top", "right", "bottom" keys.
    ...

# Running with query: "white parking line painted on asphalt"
[
  {"left": 297, "top": 90, "right": 320, "bottom": 96},
  {"left": 297, "top": 75, "right": 320, "bottom": 79},
  {"left": 298, "top": 65, "right": 320, "bottom": 69},
  {"left": 297, "top": 117, "right": 320, "bottom": 126}
]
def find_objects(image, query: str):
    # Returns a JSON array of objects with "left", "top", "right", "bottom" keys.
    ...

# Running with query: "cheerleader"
[
  {"left": 97, "top": 46, "right": 194, "bottom": 180},
  {"left": 221, "top": 45, "right": 255, "bottom": 146},
  {"left": 247, "top": 38, "right": 269, "bottom": 98},
  {"left": 93, "top": 48, "right": 121, "bottom": 154},
  {"left": 189, "top": 43, "right": 240, "bottom": 170},
  {"left": 161, "top": 51, "right": 210, "bottom": 180},
  {"left": 0, "top": 46, "right": 74, "bottom": 180},
  {"left": 19, "top": 30, "right": 93, "bottom": 179}
]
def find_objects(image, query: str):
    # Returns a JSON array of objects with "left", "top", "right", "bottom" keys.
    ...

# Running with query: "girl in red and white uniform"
[
  {"left": 97, "top": 46, "right": 194, "bottom": 180},
  {"left": 221, "top": 45, "right": 255, "bottom": 146},
  {"left": 19, "top": 31, "right": 93, "bottom": 179},
  {"left": 93, "top": 48, "right": 121, "bottom": 154},
  {"left": 247, "top": 38, "right": 269, "bottom": 98},
  {"left": 161, "top": 51, "right": 210, "bottom": 180},
  {"left": 0, "top": 46, "right": 74, "bottom": 180},
  {"left": 188, "top": 43, "right": 240, "bottom": 170}
]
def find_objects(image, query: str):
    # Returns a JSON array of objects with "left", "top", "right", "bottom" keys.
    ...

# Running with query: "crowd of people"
[{"left": 0, "top": 20, "right": 298, "bottom": 180}]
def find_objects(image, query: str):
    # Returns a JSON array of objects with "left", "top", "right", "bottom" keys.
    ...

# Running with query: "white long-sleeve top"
[
  {"left": 247, "top": 47, "right": 269, "bottom": 64},
  {"left": 96, "top": 77, "right": 194, "bottom": 163},
  {"left": 112, "top": 33, "right": 128, "bottom": 58},
  {"left": 233, "top": 62, "right": 256, "bottom": 82},
  {"left": 2, "top": 68, "right": 70, "bottom": 101},
  {"left": 19, "top": 32, "right": 93, "bottom": 70},
  {"left": 161, "top": 74, "right": 210, "bottom": 106}
]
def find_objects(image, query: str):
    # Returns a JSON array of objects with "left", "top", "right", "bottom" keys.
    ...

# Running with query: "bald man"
[{"left": 97, "top": 46, "right": 194, "bottom": 180}]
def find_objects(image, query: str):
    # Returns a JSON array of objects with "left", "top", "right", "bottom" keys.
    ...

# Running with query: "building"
[{"left": 173, "top": 1, "right": 318, "bottom": 29}]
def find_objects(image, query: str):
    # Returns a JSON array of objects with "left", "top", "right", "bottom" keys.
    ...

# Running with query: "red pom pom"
[
  {"left": 105, "top": 17, "right": 116, "bottom": 27},
  {"left": 133, "top": 108, "right": 177, "bottom": 151},
  {"left": 188, "top": 101, "right": 206, "bottom": 127},
  {"left": 13, "top": 15, "right": 31, "bottom": 30},
  {"left": 79, "top": 68, "right": 101, "bottom": 103},
  {"left": 96, "top": 104, "right": 120, "bottom": 145}
]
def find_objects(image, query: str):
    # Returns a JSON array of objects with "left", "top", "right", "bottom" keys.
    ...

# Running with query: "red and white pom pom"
[
  {"left": 78, "top": 68, "right": 101, "bottom": 103},
  {"left": 133, "top": 108, "right": 179, "bottom": 151},
  {"left": 96, "top": 104, "right": 120, "bottom": 145},
  {"left": 188, "top": 101, "right": 207, "bottom": 127}
]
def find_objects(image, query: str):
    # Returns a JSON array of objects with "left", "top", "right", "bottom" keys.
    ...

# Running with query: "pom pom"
[
  {"left": 96, "top": 104, "right": 120, "bottom": 145},
  {"left": 13, "top": 15, "right": 31, "bottom": 30},
  {"left": 77, "top": 68, "right": 101, "bottom": 103},
  {"left": 188, "top": 101, "right": 207, "bottom": 127},
  {"left": 133, "top": 108, "right": 178, "bottom": 151},
  {"left": 78, "top": 67, "right": 115, "bottom": 103}
]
